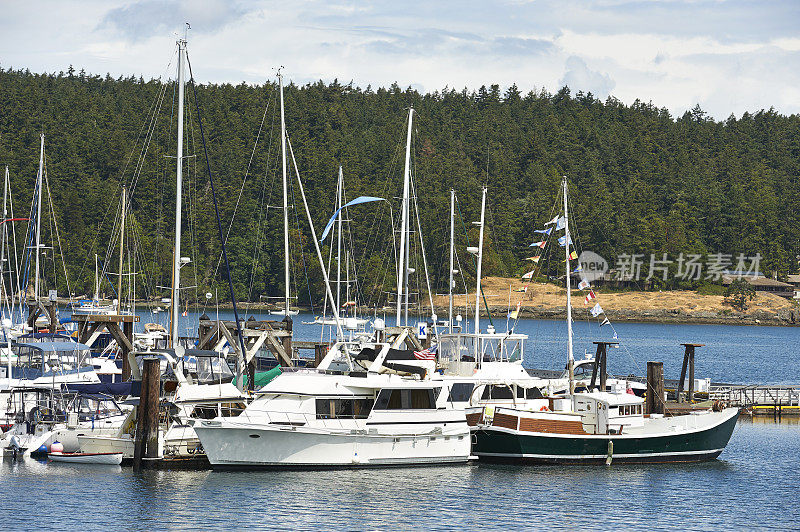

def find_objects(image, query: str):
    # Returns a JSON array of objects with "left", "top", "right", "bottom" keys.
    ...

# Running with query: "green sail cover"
[{"left": 233, "top": 366, "right": 282, "bottom": 389}]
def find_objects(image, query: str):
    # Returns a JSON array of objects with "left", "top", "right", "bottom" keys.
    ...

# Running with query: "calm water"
[
  {"left": 7, "top": 312, "right": 799, "bottom": 529},
  {"left": 141, "top": 309, "right": 799, "bottom": 385},
  {"left": 1, "top": 418, "right": 797, "bottom": 530}
]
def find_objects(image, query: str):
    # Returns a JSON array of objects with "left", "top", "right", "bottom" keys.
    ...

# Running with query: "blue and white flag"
[
  {"left": 572, "top": 265, "right": 583, "bottom": 273},
  {"left": 320, "top": 196, "right": 384, "bottom": 241},
  {"left": 534, "top": 227, "right": 553, "bottom": 235},
  {"left": 557, "top": 234, "right": 572, "bottom": 247},
  {"left": 590, "top": 303, "right": 603, "bottom": 318},
  {"left": 554, "top": 216, "right": 566, "bottom": 231},
  {"left": 544, "top": 215, "right": 560, "bottom": 226}
]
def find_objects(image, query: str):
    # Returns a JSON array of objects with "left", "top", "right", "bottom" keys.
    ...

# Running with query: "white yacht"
[{"left": 192, "top": 341, "right": 471, "bottom": 468}]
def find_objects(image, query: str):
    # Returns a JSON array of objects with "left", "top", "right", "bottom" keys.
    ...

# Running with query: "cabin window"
[
  {"left": 526, "top": 387, "right": 544, "bottom": 399},
  {"left": 448, "top": 383, "right": 474, "bottom": 402},
  {"left": 315, "top": 398, "right": 373, "bottom": 419},
  {"left": 373, "top": 389, "right": 436, "bottom": 410},
  {"left": 481, "top": 385, "right": 514, "bottom": 400}
]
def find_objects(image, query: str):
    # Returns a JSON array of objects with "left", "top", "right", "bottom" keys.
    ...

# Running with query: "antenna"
[{"left": 184, "top": 22, "right": 191, "bottom": 40}]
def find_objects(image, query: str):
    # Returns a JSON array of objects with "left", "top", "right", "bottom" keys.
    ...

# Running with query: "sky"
[{"left": 2, "top": 0, "right": 799, "bottom": 120}]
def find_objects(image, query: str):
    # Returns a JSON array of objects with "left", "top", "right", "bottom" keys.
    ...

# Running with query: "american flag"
[{"left": 414, "top": 345, "right": 437, "bottom": 360}]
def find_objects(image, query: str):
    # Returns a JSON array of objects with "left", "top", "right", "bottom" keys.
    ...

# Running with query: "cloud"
[
  {"left": 100, "top": 0, "right": 250, "bottom": 42},
  {"left": 559, "top": 56, "right": 616, "bottom": 97},
  {"left": 1, "top": 0, "right": 799, "bottom": 118}
]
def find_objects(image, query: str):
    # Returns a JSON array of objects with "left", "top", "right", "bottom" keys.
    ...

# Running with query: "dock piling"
[
  {"left": 646, "top": 361, "right": 665, "bottom": 415},
  {"left": 133, "top": 357, "right": 161, "bottom": 471}
]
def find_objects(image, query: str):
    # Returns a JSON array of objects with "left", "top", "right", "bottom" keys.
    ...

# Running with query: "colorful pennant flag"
[
  {"left": 557, "top": 235, "right": 573, "bottom": 247},
  {"left": 555, "top": 217, "right": 566, "bottom": 230},
  {"left": 600, "top": 317, "right": 611, "bottom": 327},
  {"left": 584, "top": 290, "right": 596, "bottom": 304},
  {"left": 578, "top": 279, "right": 591, "bottom": 290},
  {"left": 563, "top": 250, "right": 578, "bottom": 261},
  {"left": 508, "top": 301, "right": 522, "bottom": 320},
  {"left": 529, "top": 241, "right": 547, "bottom": 248},
  {"left": 521, "top": 270, "right": 535, "bottom": 280},
  {"left": 590, "top": 302, "right": 603, "bottom": 318},
  {"left": 572, "top": 265, "right": 583, "bottom": 273},
  {"left": 514, "top": 286, "right": 528, "bottom": 293},
  {"left": 544, "top": 215, "right": 560, "bottom": 226},
  {"left": 525, "top": 256, "right": 541, "bottom": 262},
  {"left": 534, "top": 227, "right": 553, "bottom": 235}
]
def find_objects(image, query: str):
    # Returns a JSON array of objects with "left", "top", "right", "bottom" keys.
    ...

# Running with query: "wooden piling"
[
  {"left": 646, "top": 361, "right": 665, "bottom": 415},
  {"left": 314, "top": 343, "right": 329, "bottom": 367},
  {"left": 678, "top": 343, "right": 703, "bottom": 402},
  {"left": 281, "top": 316, "right": 293, "bottom": 363},
  {"left": 133, "top": 357, "right": 161, "bottom": 471}
]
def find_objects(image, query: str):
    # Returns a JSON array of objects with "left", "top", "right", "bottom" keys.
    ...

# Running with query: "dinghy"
[{"left": 48, "top": 451, "right": 122, "bottom": 465}]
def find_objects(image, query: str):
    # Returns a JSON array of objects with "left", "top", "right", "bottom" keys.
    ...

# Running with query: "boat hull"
[
  {"left": 473, "top": 408, "right": 740, "bottom": 464},
  {"left": 48, "top": 451, "right": 123, "bottom": 465},
  {"left": 194, "top": 421, "right": 472, "bottom": 469}
]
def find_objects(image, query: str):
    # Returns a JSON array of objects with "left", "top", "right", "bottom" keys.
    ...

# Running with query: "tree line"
[{"left": 0, "top": 65, "right": 797, "bottom": 308}]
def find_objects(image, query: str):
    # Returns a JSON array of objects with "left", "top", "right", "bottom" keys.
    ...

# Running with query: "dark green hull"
[{"left": 473, "top": 409, "right": 740, "bottom": 464}]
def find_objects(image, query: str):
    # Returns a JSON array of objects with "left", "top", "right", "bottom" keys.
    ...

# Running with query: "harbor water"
[
  {"left": 4, "top": 313, "right": 796, "bottom": 530},
  {"left": 1, "top": 418, "right": 797, "bottom": 529}
]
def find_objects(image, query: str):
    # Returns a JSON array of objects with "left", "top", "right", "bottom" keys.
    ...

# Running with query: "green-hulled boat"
[
  {"left": 468, "top": 177, "right": 740, "bottom": 465},
  {"left": 468, "top": 394, "right": 740, "bottom": 464}
]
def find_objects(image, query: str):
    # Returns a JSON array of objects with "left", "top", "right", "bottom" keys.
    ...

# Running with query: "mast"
[
  {"left": 474, "top": 186, "right": 486, "bottom": 359},
  {"left": 34, "top": 133, "right": 44, "bottom": 305},
  {"left": 336, "top": 166, "right": 343, "bottom": 313},
  {"left": 94, "top": 254, "right": 99, "bottom": 302},
  {"left": 0, "top": 167, "right": 8, "bottom": 312},
  {"left": 170, "top": 37, "right": 186, "bottom": 347},
  {"left": 117, "top": 186, "right": 127, "bottom": 313},
  {"left": 396, "top": 108, "right": 413, "bottom": 326},
  {"left": 448, "top": 189, "right": 455, "bottom": 333},
  {"left": 564, "top": 176, "right": 575, "bottom": 394},
  {"left": 279, "top": 71, "right": 290, "bottom": 315}
]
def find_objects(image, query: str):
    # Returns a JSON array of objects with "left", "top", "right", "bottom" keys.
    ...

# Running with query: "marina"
[{"left": 1, "top": 3, "right": 799, "bottom": 529}]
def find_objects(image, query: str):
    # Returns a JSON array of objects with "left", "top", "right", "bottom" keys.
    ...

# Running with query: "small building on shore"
[{"left": 721, "top": 274, "right": 794, "bottom": 299}]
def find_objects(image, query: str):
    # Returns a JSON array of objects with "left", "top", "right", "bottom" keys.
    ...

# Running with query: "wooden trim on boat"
[
  {"left": 466, "top": 412, "right": 483, "bottom": 426},
  {"left": 518, "top": 417, "right": 588, "bottom": 435},
  {"left": 492, "top": 412, "right": 519, "bottom": 430}
]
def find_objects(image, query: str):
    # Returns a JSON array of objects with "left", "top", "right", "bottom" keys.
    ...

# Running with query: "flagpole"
[{"left": 563, "top": 176, "right": 575, "bottom": 395}]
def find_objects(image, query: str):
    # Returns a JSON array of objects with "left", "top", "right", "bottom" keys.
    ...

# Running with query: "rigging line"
[
  {"left": 289, "top": 162, "right": 315, "bottom": 314},
  {"left": 454, "top": 191, "right": 494, "bottom": 328},
  {"left": 452, "top": 195, "right": 472, "bottom": 328},
  {"left": 186, "top": 55, "right": 248, "bottom": 369},
  {"left": 410, "top": 175, "right": 435, "bottom": 318},
  {"left": 245, "top": 106, "right": 279, "bottom": 310},
  {"left": 74, "top": 76, "right": 170, "bottom": 290},
  {"left": 42, "top": 157, "right": 72, "bottom": 299},
  {"left": 214, "top": 84, "right": 275, "bottom": 278}
]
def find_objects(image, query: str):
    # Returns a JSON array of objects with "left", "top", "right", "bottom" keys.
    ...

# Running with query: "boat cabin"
[
  {"left": 573, "top": 392, "right": 644, "bottom": 435},
  {"left": 437, "top": 331, "right": 526, "bottom": 375}
]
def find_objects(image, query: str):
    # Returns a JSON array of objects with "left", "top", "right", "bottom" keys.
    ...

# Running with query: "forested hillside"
[{"left": 0, "top": 66, "right": 798, "bottom": 308}]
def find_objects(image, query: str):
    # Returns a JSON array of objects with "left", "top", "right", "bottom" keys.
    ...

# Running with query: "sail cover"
[{"left": 320, "top": 196, "right": 384, "bottom": 241}]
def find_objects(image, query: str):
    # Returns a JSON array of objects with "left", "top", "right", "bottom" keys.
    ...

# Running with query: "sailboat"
[{"left": 468, "top": 177, "right": 740, "bottom": 464}]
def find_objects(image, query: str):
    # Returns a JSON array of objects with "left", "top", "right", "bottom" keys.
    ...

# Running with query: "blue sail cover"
[{"left": 320, "top": 196, "right": 384, "bottom": 242}]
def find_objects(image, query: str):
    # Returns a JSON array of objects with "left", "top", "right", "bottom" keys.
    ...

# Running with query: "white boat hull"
[
  {"left": 194, "top": 420, "right": 471, "bottom": 468},
  {"left": 48, "top": 451, "right": 122, "bottom": 465},
  {"left": 77, "top": 435, "right": 134, "bottom": 458}
]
